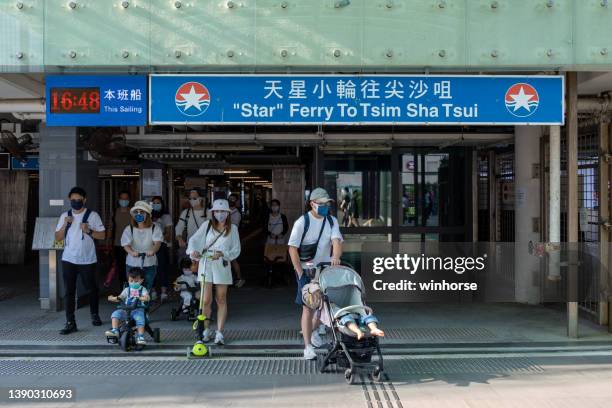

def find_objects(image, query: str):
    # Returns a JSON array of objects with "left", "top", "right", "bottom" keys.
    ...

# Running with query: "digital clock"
[{"left": 49, "top": 87, "right": 100, "bottom": 114}]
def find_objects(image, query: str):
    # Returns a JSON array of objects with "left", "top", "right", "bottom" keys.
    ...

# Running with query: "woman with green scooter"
[{"left": 187, "top": 199, "right": 241, "bottom": 347}]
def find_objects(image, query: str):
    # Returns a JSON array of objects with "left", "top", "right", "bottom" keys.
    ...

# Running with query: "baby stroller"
[
  {"left": 171, "top": 282, "right": 200, "bottom": 321},
  {"left": 317, "top": 264, "right": 384, "bottom": 384}
]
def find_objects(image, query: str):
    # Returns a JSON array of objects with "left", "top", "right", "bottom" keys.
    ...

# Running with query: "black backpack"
[{"left": 65, "top": 208, "right": 93, "bottom": 241}]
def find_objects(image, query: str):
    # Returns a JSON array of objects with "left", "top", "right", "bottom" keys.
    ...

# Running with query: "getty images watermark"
[
  {"left": 371, "top": 253, "right": 487, "bottom": 292},
  {"left": 360, "top": 242, "right": 610, "bottom": 303}
]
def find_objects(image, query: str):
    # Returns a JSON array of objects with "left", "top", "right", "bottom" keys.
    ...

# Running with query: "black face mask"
[{"left": 70, "top": 200, "right": 84, "bottom": 210}]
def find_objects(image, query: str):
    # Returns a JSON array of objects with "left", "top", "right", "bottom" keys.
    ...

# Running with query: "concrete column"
[
  {"left": 514, "top": 126, "right": 542, "bottom": 304},
  {"left": 38, "top": 125, "right": 99, "bottom": 311},
  {"left": 549, "top": 125, "right": 561, "bottom": 282},
  {"left": 38, "top": 125, "right": 78, "bottom": 310}
]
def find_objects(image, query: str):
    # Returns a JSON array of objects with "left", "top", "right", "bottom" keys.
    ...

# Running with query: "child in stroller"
[
  {"left": 171, "top": 258, "right": 200, "bottom": 321},
  {"left": 316, "top": 264, "right": 385, "bottom": 384}
]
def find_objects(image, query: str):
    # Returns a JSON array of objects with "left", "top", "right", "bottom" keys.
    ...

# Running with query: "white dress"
[{"left": 186, "top": 220, "right": 241, "bottom": 285}]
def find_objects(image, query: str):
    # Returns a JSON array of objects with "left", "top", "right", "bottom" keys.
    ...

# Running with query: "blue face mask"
[
  {"left": 316, "top": 203, "right": 329, "bottom": 216},
  {"left": 152, "top": 203, "right": 162, "bottom": 212},
  {"left": 134, "top": 213, "right": 146, "bottom": 223},
  {"left": 70, "top": 200, "right": 84, "bottom": 211},
  {"left": 129, "top": 282, "right": 141, "bottom": 290},
  {"left": 118, "top": 199, "right": 129, "bottom": 208}
]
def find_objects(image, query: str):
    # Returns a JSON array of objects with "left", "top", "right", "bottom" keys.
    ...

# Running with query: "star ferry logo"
[
  {"left": 175, "top": 82, "right": 211, "bottom": 117},
  {"left": 505, "top": 83, "right": 539, "bottom": 117}
]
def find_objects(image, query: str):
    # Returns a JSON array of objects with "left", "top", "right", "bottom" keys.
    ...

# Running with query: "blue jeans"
[
  {"left": 111, "top": 308, "right": 146, "bottom": 328},
  {"left": 127, "top": 265, "right": 157, "bottom": 292},
  {"left": 338, "top": 313, "right": 379, "bottom": 328}
]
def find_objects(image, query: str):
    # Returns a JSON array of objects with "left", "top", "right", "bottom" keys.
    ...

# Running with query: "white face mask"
[
  {"left": 189, "top": 198, "right": 200, "bottom": 207},
  {"left": 183, "top": 269, "right": 192, "bottom": 275},
  {"left": 271, "top": 206, "right": 280, "bottom": 213},
  {"left": 214, "top": 211, "right": 228, "bottom": 223}
]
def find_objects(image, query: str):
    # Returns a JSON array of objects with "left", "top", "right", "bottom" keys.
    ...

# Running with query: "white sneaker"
[
  {"left": 202, "top": 328, "right": 214, "bottom": 342},
  {"left": 311, "top": 331, "right": 324, "bottom": 348},
  {"left": 235, "top": 279, "right": 246, "bottom": 288},
  {"left": 214, "top": 330, "right": 225, "bottom": 345},
  {"left": 303, "top": 344, "right": 317, "bottom": 360}
]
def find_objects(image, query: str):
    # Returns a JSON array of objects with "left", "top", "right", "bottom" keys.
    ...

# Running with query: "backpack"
[
  {"left": 65, "top": 208, "right": 92, "bottom": 241},
  {"left": 298, "top": 212, "right": 334, "bottom": 262}
]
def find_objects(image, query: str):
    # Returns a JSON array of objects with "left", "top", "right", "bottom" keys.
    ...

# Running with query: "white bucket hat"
[
  {"left": 211, "top": 199, "right": 230, "bottom": 212},
  {"left": 130, "top": 200, "right": 152, "bottom": 215}
]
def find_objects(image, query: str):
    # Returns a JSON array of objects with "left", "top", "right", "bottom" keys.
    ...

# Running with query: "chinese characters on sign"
[
  {"left": 46, "top": 75, "right": 147, "bottom": 126},
  {"left": 149, "top": 75, "right": 564, "bottom": 125}
]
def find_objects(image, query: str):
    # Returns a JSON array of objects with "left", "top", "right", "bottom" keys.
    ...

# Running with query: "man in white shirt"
[
  {"left": 54, "top": 187, "right": 106, "bottom": 335},
  {"left": 288, "top": 187, "right": 343, "bottom": 360},
  {"left": 175, "top": 188, "right": 208, "bottom": 258}
]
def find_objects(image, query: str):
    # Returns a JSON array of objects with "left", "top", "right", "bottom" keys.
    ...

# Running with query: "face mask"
[
  {"left": 118, "top": 199, "right": 129, "bottom": 208},
  {"left": 271, "top": 206, "right": 280, "bottom": 213},
  {"left": 214, "top": 212, "right": 228, "bottom": 223},
  {"left": 134, "top": 213, "right": 146, "bottom": 223},
  {"left": 129, "top": 282, "right": 142, "bottom": 290},
  {"left": 152, "top": 203, "right": 162, "bottom": 212},
  {"left": 182, "top": 269, "right": 193, "bottom": 275},
  {"left": 189, "top": 198, "right": 200, "bottom": 207},
  {"left": 315, "top": 203, "right": 329, "bottom": 216},
  {"left": 70, "top": 200, "right": 84, "bottom": 211}
]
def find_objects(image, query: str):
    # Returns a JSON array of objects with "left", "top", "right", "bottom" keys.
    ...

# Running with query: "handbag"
[{"left": 298, "top": 216, "right": 328, "bottom": 262}]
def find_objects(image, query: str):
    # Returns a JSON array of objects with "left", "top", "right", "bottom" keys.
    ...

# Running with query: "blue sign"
[
  {"left": 11, "top": 156, "right": 38, "bottom": 170},
  {"left": 149, "top": 75, "right": 564, "bottom": 125},
  {"left": 46, "top": 75, "right": 147, "bottom": 126}
]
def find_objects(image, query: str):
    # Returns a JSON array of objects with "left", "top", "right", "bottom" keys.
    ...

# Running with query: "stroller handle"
[
  {"left": 316, "top": 260, "right": 355, "bottom": 269},
  {"left": 333, "top": 304, "right": 373, "bottom": 320}
]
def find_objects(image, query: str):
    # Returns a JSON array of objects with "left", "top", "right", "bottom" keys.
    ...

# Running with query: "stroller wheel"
[
  {"left": 344, "top": 368, "right": 356, "bottom": 385},
  {"left": 372, "top": 366, "right": 383, "bottom": 382},
  {"left": 153, "top": 328, "right": 161, "bottom": 343}
]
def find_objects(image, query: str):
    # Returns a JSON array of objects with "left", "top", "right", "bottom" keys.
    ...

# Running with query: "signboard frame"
[{"left": 149, "top": 74, "right": 565, "bottom": 126}]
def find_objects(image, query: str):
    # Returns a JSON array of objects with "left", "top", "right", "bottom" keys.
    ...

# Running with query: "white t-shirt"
[
  {"left": 175, "top": 208, "right": 208, "bottom": 241},
  {"left": 230, "top": 208, "right": 242, "bottom": 226},
  {"left": 288, "top": 213, "right": 343, "bottom": 269},
  {"left": 120, "top": 224, "right": 163, "bottom": 267},
  {"left": 267, "top": 213, "right": 286, "bottom": 245},
  {"left": 155, "top": 213, "right": 173, "bottom": 246},
  {"left": 56, "top": 209, "right": 105, "bottom": 265}
]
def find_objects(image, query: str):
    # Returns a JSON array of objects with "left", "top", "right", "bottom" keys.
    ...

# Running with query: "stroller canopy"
[{"left": 319, "top": 265, "right": 365, "bottom": 294}]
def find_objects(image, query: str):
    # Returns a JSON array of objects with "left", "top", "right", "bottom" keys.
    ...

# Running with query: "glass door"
[{"left": 397, "top": 148, "right": 470, "bottom": 242}]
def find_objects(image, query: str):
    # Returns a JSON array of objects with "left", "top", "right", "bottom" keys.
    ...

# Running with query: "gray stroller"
[{"left": 317, "top": 264, "right": 384, "bottom": 384}]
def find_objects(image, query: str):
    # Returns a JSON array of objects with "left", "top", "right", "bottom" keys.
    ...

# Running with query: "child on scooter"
[{"left": 105, "top": 268, "right": 150, "bottom": 345}]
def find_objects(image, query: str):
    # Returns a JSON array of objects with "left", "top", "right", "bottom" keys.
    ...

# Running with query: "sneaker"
[
  {"left": 150, "top": 290, "right": 158, "bottom": 301},
  {"left": 202, "top": 328, "right": 214, "bottom": 342},
  {"left": 105, "top": 328, "right": 119, "bottom": 337},
  {"left": 214, "top": 330, "right": 225, "bottom": 345},
  {"left": 311, "top": 331, "right": 324, "bottom": 348},
  {"left": 235, "top": 279, "right": 246, "bottom": 288},
  {"left": 136, "top": 334, "right": 146, "bottom": 345},
  {"left": 303, "top": 344, "right": 317, "bottom": 360},
  {"left": 160, "top": 292, "right": 168, "bottom": 302},
  {"left": 91, "top": 314, "right": 102, "bottom": 326},
  {"left": 59, "top": 321, "right": 77, "bottom": 335}
]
